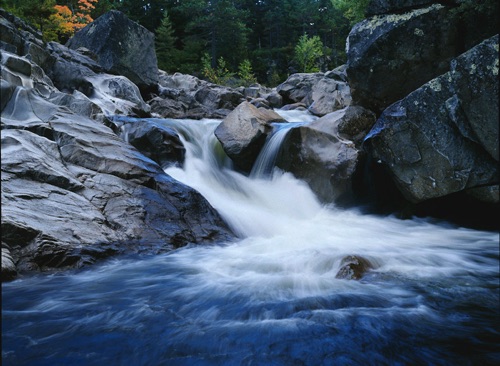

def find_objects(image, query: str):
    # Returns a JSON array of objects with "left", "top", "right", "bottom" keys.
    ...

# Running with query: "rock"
[
  {"left": 0, "top": 10, "right": 55, "bottom": 80},
  {"left": 111, "top": 116, "right": 186, "bottom": 169},
  {"left": 66, "top": 10, "right": 159, "bottom": 92},
  {"left": 194, "top": 85, "right": 245, "bottom": 111},
  {"left": 264, "top": 90, "right": 283, "bottom": 108},
  {"left": 308, "top": 77, "right": 352, "bottom": 117},
  {"left": 1, "top": 243, "right": 17, "bottom": 282},
  {"left": 215, "top": 101, "right": 286, "bottom": 172},
  {"left": 277, "top": 71, "right": 351, "bottom": 116},
  {"left": 0, "top": 78, "right": 15, "bottom": 110},
  {"left": 276, "top": 106, "right": 375, "bottom": 203},
  {"left": 0, "top": 10, "right": 235, "bottom": 279},
  {"left": 363, "top": 35, "right": 499, "bottom": 203},
  {"left": 337, "top": 105, "right": 377, "bottom": 148},
  {"left": 150, "top": 71, "right": 245, "bottom": 119},
  {"left": 276, "top": 72, "right": 324, "bottom": 105},
  {"left": 346, "top": 2, "right": 499, "bottom": 113},
  {"left": 335, "top": 255, "right": 374, "bottom": 280}
]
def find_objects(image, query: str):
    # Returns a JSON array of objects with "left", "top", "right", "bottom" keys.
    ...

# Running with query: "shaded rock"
[
  {"left": 346, "top": 2, "right": 499, "bottom": 113},
  {"left": 111, "top": 116, "right": 186, "bottom": 169},
  {"left": 363, "top": 35, "right": 499, "bottom": 203},
  {"left": 0, "top": 78, "right": 15, "bottom": 110},
  {"left": 151, "top": 71, "right": 244, "bottom": 119},
  {"left": 194, "top": 85, "right": 245, "bottom": 111},
  {"left": 0, "top": 9, "right": 53, "bottom": 70},
  {"left": 308, "top": 77, "right": 352, "bottom": 117},
  {"left": 337, "top": 105, "right": 377, "bottom": 147},
  {"left": 324, "top": 64, "right": 348, "bottom": 82},
  {"left": 277, "top": 71, "right": 351, "bottom": 116},
  {"left": 335, "top": 255, "right": 374, "bottom": 280},
  {"left": 215, "top": 101, "right": 286, "bottom": 172},
  {"left": 1, "top": 243, "right": 17, "bottom": 282},
  {"left": 66, "top": 10, "right": 158, "bottom": 92},
  {"left": 276, "top": 106, "right": 375, "bottom": 203},
  {"left": 276, "top": 72, "right": 324, "bottom": 105}
]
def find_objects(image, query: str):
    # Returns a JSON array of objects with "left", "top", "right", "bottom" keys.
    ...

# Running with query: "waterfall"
[
  {"left": 249, "top": 122, "right": 304, "bottom": 179},
  {"left": 2, "top": 110, "right": 498, "bottom": 366}
]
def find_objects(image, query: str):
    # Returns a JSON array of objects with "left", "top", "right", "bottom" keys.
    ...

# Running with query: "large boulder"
[
  {"left": 276, "top": 106, "right": 376, "bottom": 203},
  {"left": 346, "top": 2, "right": 499, "bottom": 113},
  {"left": 66, "top": 10, "right": 158, "bottom": 92},
  {"left": 363, "top": 35, "right": 499, "bottom": 203},
  {"left": 214, "top": 101, "right": 286, "bottom": 172}
]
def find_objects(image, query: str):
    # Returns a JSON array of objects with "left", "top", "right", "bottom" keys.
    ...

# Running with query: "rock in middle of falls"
[
  {"left": 276, "top": 106, "right": 376, "bottom": 204},
  {"left": 214, "top": 101, "right": 286, "bottom": 172}
]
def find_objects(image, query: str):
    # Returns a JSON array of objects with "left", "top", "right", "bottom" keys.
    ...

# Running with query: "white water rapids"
[{"left": 2, "top": 110, "right": 498, "bottom": 365}]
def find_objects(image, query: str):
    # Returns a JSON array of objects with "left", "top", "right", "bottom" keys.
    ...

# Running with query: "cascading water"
[{"left": 2, "top": 110, "right": 499, "bottom": 366}]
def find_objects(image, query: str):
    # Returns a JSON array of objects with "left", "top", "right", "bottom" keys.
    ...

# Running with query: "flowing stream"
[{"left": 2, "top": 110, "right": 499, "bottom": 365}]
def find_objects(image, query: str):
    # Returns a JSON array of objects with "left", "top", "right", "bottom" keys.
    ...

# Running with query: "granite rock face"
[
  {"left": 363, "top": 35, "right": 499, "bottom": 203},
  {"left": 346, "top": 2, "right": 499, "bottom": 113}
]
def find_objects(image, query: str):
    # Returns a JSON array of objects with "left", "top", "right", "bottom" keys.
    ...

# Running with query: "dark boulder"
[
  {"left": 66, "top": 10, "right": 158, "bottom": 92},
  {"left": 111, "top": 117, "right": 186, "bottom": 169},
  {"left": 346, "top": 2, "right": 499, "bottom": 113},
  {"left": 363, "top": 35, "right": 499, "bottom": 203}
]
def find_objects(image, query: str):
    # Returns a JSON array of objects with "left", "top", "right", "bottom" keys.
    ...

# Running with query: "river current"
[{"left": 2, "top": 110, "right": 499, "bottom": 365}]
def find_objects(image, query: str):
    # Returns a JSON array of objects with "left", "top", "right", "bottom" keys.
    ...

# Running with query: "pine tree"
[{"left": 155, "top": 10, "right": 177, "bottom": 72}]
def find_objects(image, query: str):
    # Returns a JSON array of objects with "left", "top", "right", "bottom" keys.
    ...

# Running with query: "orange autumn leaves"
[{"left": 51, "top": 0, "right": 98, "bottom": 40}]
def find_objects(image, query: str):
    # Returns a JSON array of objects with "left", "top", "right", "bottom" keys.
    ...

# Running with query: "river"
[{"left": 2, "top": 110, "right": 499, "bottom": 365}]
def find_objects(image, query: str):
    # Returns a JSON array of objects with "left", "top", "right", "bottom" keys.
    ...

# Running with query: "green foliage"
[
  {"left": 201, "top": 53, "right": 234, "bottom": 85},
  {"left": 237, "top": 59, "right": 257, "bottom": 87},
  {"left": 294, "top": 34, "right": 324, "bottom": 73},
  {"left": 331, "top": 0, "right": 369, "bottom": 25},
  {"left": 155, "top": 10, "right": 177, "bottom": 72}
]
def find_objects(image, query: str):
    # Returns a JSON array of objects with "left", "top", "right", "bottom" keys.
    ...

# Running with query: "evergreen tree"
[{"left": 155, "top": 9, "right": 177, "bottom": 72}]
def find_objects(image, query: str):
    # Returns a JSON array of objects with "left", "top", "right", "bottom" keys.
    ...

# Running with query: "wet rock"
[
  {"left": 276, "top": 106, "right": 375, "bottom": 203},
  {"left": 112, "top": 117, "right": 186, "bottom": 169},
  {"left": 215, "top": 101, "right": 286, "bottom": 172},
  {"left": 335, "top": 255, "right": 374, "bottom": 280},
  {"left": 1, "top": 243, "right": 17, "bottom": 282}
]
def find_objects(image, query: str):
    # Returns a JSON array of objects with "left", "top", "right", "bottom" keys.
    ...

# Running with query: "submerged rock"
[{"left": 335, "top": 255, "right": 374, "bottom": 280}]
